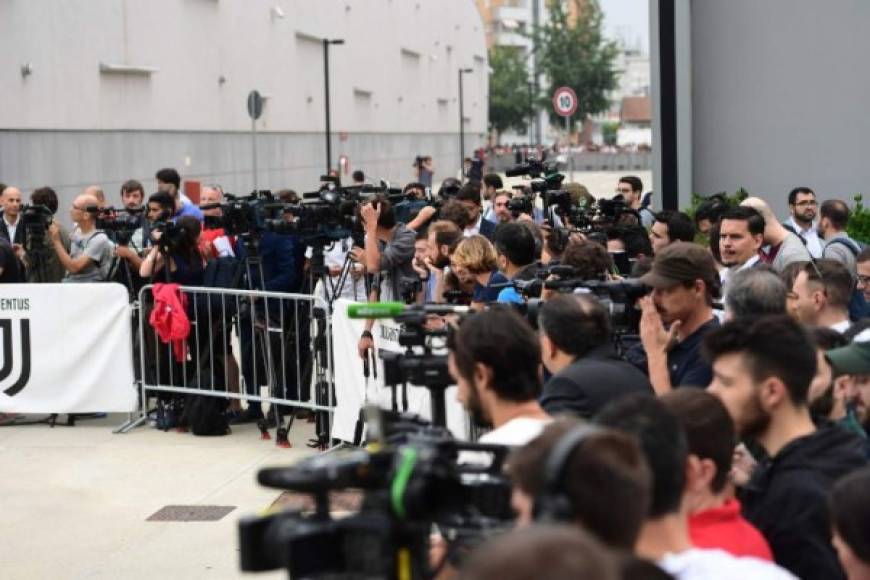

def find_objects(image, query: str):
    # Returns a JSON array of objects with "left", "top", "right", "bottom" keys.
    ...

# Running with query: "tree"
[
  {"left": 530, "top": 0, "right": 619, "bottom": 129},
  {"left": 488, "top": 45, "right": 531, "bottom": 141}
]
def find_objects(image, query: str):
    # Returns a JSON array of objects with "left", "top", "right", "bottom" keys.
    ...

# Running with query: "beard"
[
  {"left": 808, "top": 384, "right": 835, "bottom": 422},
  {"left": 739, "top": 392, "right": 772, "bottom": 441},
  {"left": 433, "top": 252, "right": 450, "bottom": 269},
  {"left": 465, "top": 383, "right": 492, "bottom": 430}
]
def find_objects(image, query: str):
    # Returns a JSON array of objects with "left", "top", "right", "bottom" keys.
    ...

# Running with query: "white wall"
[{"left": 0, "top": 0, "right": 488, "bottom": 210}]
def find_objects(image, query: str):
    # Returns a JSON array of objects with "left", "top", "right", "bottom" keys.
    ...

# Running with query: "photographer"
[
  {"left": 120, "top": 179, "right": 145, "bottom": 210},
  {"left": 355, "top": 196, "right": 417, "bottom": 356},
  {"left": 51, "top": 192, "right": 114, "bottom": 283},
  {"left": 538, "top": 294, "right": 652, "bottom": 418},
  {"left": 24, "top": 187, "right": 69, "bottom": 283},
  {"left": 626, "top": 242, "right": 720, "bottom": 395},
  {"left": 448, "top": 307, "right": 549, "bottom": 447},
  {"left": 155, "top": 167, "right": 203, "bottom": 221},
  {"left": 139, "top": 216, "right": 205, "bottom": 284},
  {"left": 198, "top": 185, "right": 236, "bottom": 260},
  {"left": 489, "top": 190, "right": 513, "bottom": 225}
]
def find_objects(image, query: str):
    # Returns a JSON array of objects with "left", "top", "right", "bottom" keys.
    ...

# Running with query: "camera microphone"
[{"left": 347, "top": 302, "right": 406, "bottom": 319}]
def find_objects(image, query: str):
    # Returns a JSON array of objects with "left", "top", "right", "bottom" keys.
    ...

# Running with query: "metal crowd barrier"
[{"left": 115, "top": 285, "right": 333, "bottom": 437}]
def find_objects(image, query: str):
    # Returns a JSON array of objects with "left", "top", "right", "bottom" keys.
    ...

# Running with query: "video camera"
[
  {"left": 201, "top": 190, "right": 280, "bottom": 238},
  {"left": 20, "top": 203, "right": 55, "bottom": 247},
  {"left": 504, "top": 157, "right": 558, "bottom": 180},
  {"left": 96, "top": 207, "right": 143, "bottom": 245},
  {"left": 238, "top": 404, "right": 513, "bottom": 579}
]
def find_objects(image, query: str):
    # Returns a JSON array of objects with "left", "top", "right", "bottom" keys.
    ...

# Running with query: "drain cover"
[{"left": 147, "top": 505, "right": 236, "bottom": 522}]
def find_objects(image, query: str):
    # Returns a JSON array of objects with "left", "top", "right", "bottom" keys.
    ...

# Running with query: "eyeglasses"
[{"left": 794, "top": 200, "right": 817, "bottom": 207}]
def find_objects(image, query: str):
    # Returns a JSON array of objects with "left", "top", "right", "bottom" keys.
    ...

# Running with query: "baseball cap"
[
  {"left": 640, "top": 242, "right": 720, "bottom": 293},
  {"left": 827, "top": 329, "right": 870, "bottom": 376}
]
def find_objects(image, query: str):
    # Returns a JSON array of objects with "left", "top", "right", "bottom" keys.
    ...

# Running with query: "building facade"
[{"left": 0, "top": 0, "right": 488, "bottom": 210}]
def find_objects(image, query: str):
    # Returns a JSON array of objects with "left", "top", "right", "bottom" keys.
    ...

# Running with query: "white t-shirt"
[
  {"left": 460, "top": 417, "right": 551, "bottom": 466},
  {"left": 659, "top": 548, "right": 796, "bottom": 580}
]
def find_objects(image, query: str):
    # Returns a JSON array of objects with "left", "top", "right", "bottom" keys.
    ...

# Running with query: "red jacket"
[
  {"left": 689, "top": 498, "right": 773, "bottom": 561},
  {"left": 149, "top": 283, "right": 190, "bottom": 362}
]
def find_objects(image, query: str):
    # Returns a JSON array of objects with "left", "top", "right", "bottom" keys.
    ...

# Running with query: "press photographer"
[
  {"left": 355, "top": 196, "right": 417, "bottom": 357},
  {"left": 51, "top": 192, "right": 115, "bottom": 283},
  {"left": 22, "top": 187, "right": 69, "bottom": 283}
]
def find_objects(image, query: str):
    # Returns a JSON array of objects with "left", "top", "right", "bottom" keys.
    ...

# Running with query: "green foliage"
[
  {"left": 488, "top": 46, "right": 531, "bottom": 138},
  {"left": 685, "top": 188, "right": 750, "bottom": 245},
  {"left": 529, "top": 0, "right": 619, "bottom": 128},
  {"left": 848, "top": 195, "right": 870, "bottom": 244},
  {"left": 601, "top": 121, "right": 619, "bottom": 146}
]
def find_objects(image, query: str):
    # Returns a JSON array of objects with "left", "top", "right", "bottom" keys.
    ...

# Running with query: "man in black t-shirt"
[{"left": 0, "top": 238, "right": 23, "bottom": 283}]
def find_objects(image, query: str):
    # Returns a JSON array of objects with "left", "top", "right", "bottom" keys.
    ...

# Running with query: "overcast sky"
[{"left": 599, "top": 0, "right": 649, "bottom": 53}]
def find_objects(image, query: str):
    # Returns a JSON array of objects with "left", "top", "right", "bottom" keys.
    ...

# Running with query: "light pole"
[
  {"left": 323, "top": 38, "right": 344, "bottom": 175},
  {"left": 458, "top": 67, "right": 473, "bottom": 177},
  {"left": 527, "top": 80, "right": 534, "bottom": 147}
]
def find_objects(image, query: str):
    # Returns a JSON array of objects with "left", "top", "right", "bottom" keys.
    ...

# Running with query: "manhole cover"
[{"left": 147, "top": 505, "right": 236, "bottom": 522}]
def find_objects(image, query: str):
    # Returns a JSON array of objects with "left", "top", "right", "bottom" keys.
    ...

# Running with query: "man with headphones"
[{"left": 507, "top": 418, "right": 652, "bottom": 551}]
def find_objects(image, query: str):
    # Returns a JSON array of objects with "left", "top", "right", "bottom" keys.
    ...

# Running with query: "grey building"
[
  {"left": 651, "top": 0, "right": 868, "bottom": 218},
  {"left": 0, "top": 0, "right": 488, "bottom": 213}
]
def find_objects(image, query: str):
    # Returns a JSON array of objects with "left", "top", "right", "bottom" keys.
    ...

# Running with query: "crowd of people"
[{"left": 3, "top": 165, "right": 870, "bottom": 579}]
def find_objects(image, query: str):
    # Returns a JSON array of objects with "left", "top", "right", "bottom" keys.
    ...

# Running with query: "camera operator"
[
  {"left": 139, "top": 216, "right": 205, "bottom": 284},
  {"left": 155, "top": 167, "right": 204, "bottom": 221},
  {"left": 120, "top": 179, "right": 145, "bottom": 211},
  {"left": 538, "top": 294, "right": 652, "bottom": 418},
  {"left": 625, "top": 242, "right": 720, "bottom": 395},
  {"left": 448, "top": 307, "right": 549, "bottom": 447},
  {"left": 614, "top": 175, "right": 654, "bottom": 228},
  {"left": 50, "top": 192, "right": 114, "bottom": 283},
  {"left": 16, "top": 187, "right": 69, "bottom": 283},
  {"left": 198, "top": 184, "right": 237, "bottom": 260},
  {"left": 403, "top": 181, "right": 427, "bottom": 201},
  {"left": 355, "top": 196, "right": 417, "bottom": 356},
  {"left": 506, "top": 418, "right": 651, "bottom": 550}
]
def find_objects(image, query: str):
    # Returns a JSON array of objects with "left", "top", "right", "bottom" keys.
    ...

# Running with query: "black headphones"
[{"left": 532, "top": 424, "right": 603, "bottom": 523}]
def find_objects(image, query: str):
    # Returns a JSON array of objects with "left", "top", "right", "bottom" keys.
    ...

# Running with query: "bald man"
[
  {"left": 740, "top": 196, "right": 811, "bottom": 273},
  {"left": 50, "top": 192, "right": 114, "bottom": 282},
  {"left": 84, "top": 185, "right": 106, "bottom": 209},
  {"left": 0, "top": 186, "right": 24, "bottom": 246}
]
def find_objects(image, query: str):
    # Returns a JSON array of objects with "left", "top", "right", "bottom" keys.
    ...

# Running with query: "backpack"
[
  {"left": 181, "top": 395, "right": 230, "bottom": 436},
  {"left": 825, "top": 237, "right": 867, "bottom": 257}
]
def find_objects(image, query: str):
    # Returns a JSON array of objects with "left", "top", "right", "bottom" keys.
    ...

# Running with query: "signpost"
[
  {"left": 552, "top": 86, "right": 578, "bottom": 182},
  {"left": 247, "top": 90, "right": 264, "bottom": 190}
]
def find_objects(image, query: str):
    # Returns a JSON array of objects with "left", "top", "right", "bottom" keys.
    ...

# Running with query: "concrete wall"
[
  {"left": 690, "top": 0, "right": 870, "bottom": 216},
  {"left": 0, "top": 0, "right": 488, "bottom": 211}
]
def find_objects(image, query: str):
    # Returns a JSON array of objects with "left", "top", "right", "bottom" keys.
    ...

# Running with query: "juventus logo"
[{"left": 0, "top": 319, "right": 31, "bottom": 397}]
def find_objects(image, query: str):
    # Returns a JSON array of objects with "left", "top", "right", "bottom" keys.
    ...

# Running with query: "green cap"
[{"left": 826, "top": 329, "right": 870, "bottom": 376}]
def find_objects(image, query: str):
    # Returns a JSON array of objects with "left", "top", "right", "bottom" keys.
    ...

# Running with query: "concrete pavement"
[{"left": 0, "top": 414, "right": 319, "bottom": 580}]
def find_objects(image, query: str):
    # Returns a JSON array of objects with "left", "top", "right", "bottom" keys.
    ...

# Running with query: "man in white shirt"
[
  {"left": 598, "top": 395, "right": 795, "bottom": 580},
  {"left": 448, "top": 307, "right": 549, "bottom": 450},
  {"left": 785, "top": 187, "right": 823, "bottom": 258},
  {"left": 718, "top": 206, "right": 765, "bottom": 294}
]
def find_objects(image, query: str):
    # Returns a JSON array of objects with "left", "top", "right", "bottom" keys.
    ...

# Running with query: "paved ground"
[{"left": 0, "top": 413, "right": 319, "bottom": 580}]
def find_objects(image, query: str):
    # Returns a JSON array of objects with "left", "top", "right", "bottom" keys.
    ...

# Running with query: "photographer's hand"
[
  {"left": 639, "top": 295, "right": 680, "bottom": 395},
  {"left": 48, "top": 222, "right": 61, "bottom": 244}
]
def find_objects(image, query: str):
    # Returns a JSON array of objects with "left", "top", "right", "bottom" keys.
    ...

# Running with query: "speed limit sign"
[{"left": 552, "top": 86, "right": 578, "bottom": 117}]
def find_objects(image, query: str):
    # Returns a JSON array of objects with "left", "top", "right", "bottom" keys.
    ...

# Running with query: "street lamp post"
[
  {"left": 323, "top": 38, "right": 345, "bottom": 175},
  {"left": 458, "top": 67, "right": 473, "bottom": 178},
  {"left": 527, "top": 80, "right": 534, "bottom": 146}
]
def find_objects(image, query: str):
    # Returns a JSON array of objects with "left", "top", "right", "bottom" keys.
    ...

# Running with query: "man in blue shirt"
[
  {"left": 155, "top": 167, "right": 204, "bottom": 222},
  {"left": 626, "top": 242, "right": 720, "bottom": 395}
]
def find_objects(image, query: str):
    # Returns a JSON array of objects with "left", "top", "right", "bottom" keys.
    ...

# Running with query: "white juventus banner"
[
  {"left": 0, "top": 284, "right": 137, "bottom": 413},
  {"left": 330, "top": 299, "right": 469, "bottom": 443}
]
